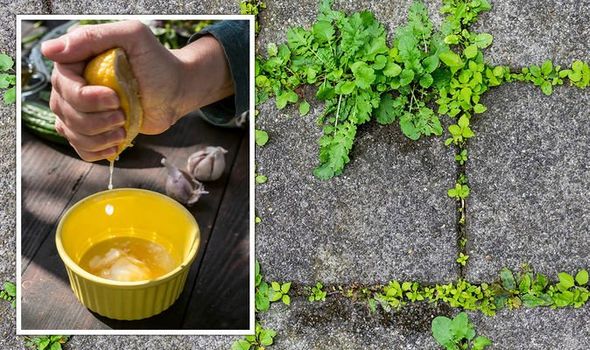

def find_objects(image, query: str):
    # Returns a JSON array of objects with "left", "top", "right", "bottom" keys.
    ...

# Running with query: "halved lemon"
[{"left": 83, "top": 48, "right": 143, "bottom": 161}]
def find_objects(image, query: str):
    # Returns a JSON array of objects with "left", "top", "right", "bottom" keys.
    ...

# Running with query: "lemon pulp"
[{"left": 79, "top": 236, "right": 179, "bottom": 282}]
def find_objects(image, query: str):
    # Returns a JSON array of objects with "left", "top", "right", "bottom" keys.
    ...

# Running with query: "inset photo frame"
[{"left": 16, "top": 15, "right": 255, "bottom": 335}]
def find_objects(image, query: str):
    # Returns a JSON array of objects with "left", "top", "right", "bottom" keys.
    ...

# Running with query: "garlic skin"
[
  {"left": 161, "top": 158, "right": 208, "bottom": 206},
  {"left": 186, "top": 146, "right": 228, "bottom": 181}
]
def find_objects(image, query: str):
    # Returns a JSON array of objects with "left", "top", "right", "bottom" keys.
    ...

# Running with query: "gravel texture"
[
  {"left": 466, "top": 84, "right": 590, "bottom": 282},
  {"left": 254, "top": 0, "right": 457, "bottom": 286},
  {"left": 255, "top": 100, "right": 458, "bottom": 285},
  {"left": 473, "top": 0, "right": 590, "bottom": 67},
  {"left": 259, "top": 297, "right": 450, "bottom": 350},
  {"left": 469, "top": 308, "right": 590, "bottom": 350}
]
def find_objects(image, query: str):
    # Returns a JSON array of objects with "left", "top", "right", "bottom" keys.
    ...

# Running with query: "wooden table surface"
[{"left": 20, "top": 112, "right": 250, "bottom": 330}]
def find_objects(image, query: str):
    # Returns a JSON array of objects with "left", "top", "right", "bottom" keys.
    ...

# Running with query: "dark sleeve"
[{"left": 189, "top": 20, "right": 250, "bottom": 128}]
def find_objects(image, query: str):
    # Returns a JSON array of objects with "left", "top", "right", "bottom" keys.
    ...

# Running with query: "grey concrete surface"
[
  {"left": 1, "top": 2, "right": 20, "bottom": 348},
  {"left": 466, "top": 84, "right": 590, "bottom": 282},
  {"left": 66, "top": 335, "right": 235, "bottom": 349},
  {"left": 260, "top": 297, "right": 449, "bottom": 350},
  {"left": 257, "top": 0, "right": 444, "bottom": 53},
  {"left": 473, "top": 0, "right": 590, "bottom": 67},
  {"left": 255, "top": 100, "right": 458, "bottom": 285},
  {"left": 470, "top": 308, "right": 590, "bottom": 350}
]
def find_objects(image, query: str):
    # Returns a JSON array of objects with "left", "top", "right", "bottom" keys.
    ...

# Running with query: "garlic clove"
[
  {"left": 187, "top": 146, "right": 228, "bottom": 181},
  {"left": 162, "top": 158, "right": 208, "bottom": 206}
]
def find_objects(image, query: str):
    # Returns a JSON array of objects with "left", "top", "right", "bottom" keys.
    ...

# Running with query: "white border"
[{"left": 16, "top": 15, "right": 256, "bottom": 336}]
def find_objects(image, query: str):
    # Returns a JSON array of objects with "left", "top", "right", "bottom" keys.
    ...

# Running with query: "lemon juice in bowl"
[
  {"left": 79, "top": 235, "right": 179, "bottom": 282},
  {"left": 56, "top": 188, "right": 200, "bottom": 320}
]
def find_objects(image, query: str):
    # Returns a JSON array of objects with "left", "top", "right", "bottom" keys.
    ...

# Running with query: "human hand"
[{"left": 42, "top": 20, "right": 234, "bottom": 161}]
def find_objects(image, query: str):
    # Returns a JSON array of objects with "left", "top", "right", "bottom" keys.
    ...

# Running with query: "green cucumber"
[{"left": 22, "top": 101, "right": 69, "bottom": 145}]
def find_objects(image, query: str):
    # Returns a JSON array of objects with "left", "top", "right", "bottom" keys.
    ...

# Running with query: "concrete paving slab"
[
  {"left": 469, "top": 307, "right": 590, "bottom": 350},
  {"left": 67, "top": 335, "right": 235, "bottom": 349},
  {"left": 260, "top": 297, "right": 448, "bottom": 350},
  {"left": 473, "top": 0, "right": 590, "bottom": 67},
  {"left": 257, "top": 0, "right": 444, "bottom": 52},
  {"left": 255, "top": 100, "right": 458, "bottom": 285},
  {"left": 467, "top": 84, "right": 590, "bottom": 282}
]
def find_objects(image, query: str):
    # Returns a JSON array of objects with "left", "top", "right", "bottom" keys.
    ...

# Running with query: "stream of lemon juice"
[
  {"left": 108, "top": 160, "right": 114, "bottom": 190},
  {"left": 85, "top": 158, "right": 176, "bottom": 282}
]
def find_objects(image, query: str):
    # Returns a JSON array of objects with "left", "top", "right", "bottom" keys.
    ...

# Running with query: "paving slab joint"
[{"left": 454, "top": 143, "right": 468, "bottom": 278}]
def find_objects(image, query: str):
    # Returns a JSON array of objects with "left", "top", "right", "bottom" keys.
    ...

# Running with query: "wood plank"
[
  {"left": 182, "top": 135, "right": 250, "bottom": 330},
  {"left": 21, "top": 113, "right": 246, "bottom": 330},
  {"left": 21, "top": 128, "right": 94, "bottom": 272}
]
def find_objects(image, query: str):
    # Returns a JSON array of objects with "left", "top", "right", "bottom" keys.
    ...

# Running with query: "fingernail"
[{"left": 41, "top": 39, "right": 66, "bottom": 55}]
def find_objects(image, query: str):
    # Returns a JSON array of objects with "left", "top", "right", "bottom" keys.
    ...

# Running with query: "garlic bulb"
[
  {"left": 186, "top": 146, "right": 228, "bottom": 181},
  {"left": 161, "top": 158, "right": 208, "bottom": 206}
]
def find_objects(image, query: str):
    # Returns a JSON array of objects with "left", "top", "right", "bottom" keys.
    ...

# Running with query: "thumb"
[{"left": 41, "top": 20, "right": 152, "bottom": 63}]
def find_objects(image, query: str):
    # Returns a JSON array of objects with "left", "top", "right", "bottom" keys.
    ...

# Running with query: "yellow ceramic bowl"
[{"left": 56, "top": 188, "right": 200, "bottom": 321}]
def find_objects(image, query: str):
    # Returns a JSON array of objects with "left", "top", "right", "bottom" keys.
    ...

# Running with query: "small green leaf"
[
  {"left": 383, "top": 62, "right": 402, "bottom": 77},
  {"left": 276, "top": 90, "right": 298, "bottom": 109},
  {"left": 449, "top": 124, "right": 461, "bottom": 136},
  {"left": 575, "top": 270, "right": 589, "bottom": 286},
  {"left": 474, "top": 33, "right": 493, "bottom": 48},
  {"left": 473, "top": 336, "right": 493, "bottom": 350},
  {"left": 464, "top": 45, "right": 478, "bottom": 59},
  {"left": 399, "top": 113, "right": 420, "bottom": 140},
  {"left": 439, "top": 51, "right": 464, "bottom": 68},
  {"left": 282, "top": 294, "right": 291, "bottom": 305},
  {"left": 444, "top": 34, "right": 460, "bottom": 45},
  {"left": 3, "top": 87, "right": 15, "bottom": 105},
  {"left": 431, "top": 316, "right": 454, "bottom": 347},
  {"left": 541, "top": 81, "right": 553, "bottom": 95},
  {"left": 351, "top": 61, "right": 376, "bottom": 89},
  {"left": 422, "top": 55, "right": 439, "bottom": 73},
  {"left": 419, "top": 73, "right": 434, "bottom": 88},
  {"left": 500, "top": 268, "right": 516, "bottom": 290},
  {"left": 3, "top": 282, "right": 15, "bottom": 297},
  {"left": 259, "top": 329, "right": 276, "bottom": 346},
  {"left": 299, "top": 101, "right": 311, "bottom": 116},
  {"left": 231, "top": 339, "right": 251, "bottom": 350},
  {"left": 38, "top": 338, "right": 50, "bottom": 350},
  {"left": 271, "top": 281, "right": 281, "bottom": 291},
  {"left": 266, "top": 43, "right": 278, "bottom": 57},
  {"left": 281, "top": 282, "right": 291, "bottom": 294},
  {"left": 541, "top": 60, "right": 553, "bottom": 75},
  {"left": 0, "top": 54, "right": 14, "bottom": 71},
  {"left": 337, "top": 81, "right": 356, "bottom": 95},
  {"left": 473, "top": 104, "right": 487, "bottom": 114},
  {"left": 457, "top": 115, "right": 470, "bottom": 128},
  {"left": 312, "top": 20, "right": 335, "bottom": 42},
  {"left": 558, "top": 272, "right": 575, "bottom": 289},
  {"left": 255, "top": 175, "right": 268, "bottom": 184},
  {"left": 451, "top": 312, "right": 475, "bottom": 341},
  {"left": 316, "top": 84, "right": 335, "bottom": 100},
  {"left": 255, "top": 129, "right": 269, "bottom": 147},
  {"left": 375, "top": 94, "right": 398, "bottom": 125},
  {"left": 399, "top": 68, "right": 415, "bottom": 86},
  {"left": 0, "top": 73, "right": 14, "bottom": 88}
]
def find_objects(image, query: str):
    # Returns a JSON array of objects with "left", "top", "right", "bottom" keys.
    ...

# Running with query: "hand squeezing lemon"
[
  {"left": 42, "top": 20, "right": 234, "bottom": 163},
  {"left": 83, "top": 48, "right": 143, "bottom": 161}
]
